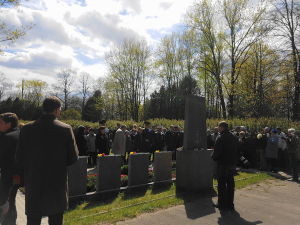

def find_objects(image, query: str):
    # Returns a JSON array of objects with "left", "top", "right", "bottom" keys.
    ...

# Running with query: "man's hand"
[{"left": 0, "top": 201, "right": 9, "bottom": 221}]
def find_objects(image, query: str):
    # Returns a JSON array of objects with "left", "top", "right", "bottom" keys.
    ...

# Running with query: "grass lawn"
[{"left": 64, "top": 172, "right": 273, "bottom": 225}]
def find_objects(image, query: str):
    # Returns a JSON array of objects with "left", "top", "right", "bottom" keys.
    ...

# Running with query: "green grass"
[{"left": 64, "top": 172, "right": 273, "bottom": 225}]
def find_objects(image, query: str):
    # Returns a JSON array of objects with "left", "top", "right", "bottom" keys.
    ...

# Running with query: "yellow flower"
[
  {"left": 130, "top": 152, "right": 136, "bottom": 155},
  {"left": 155, "top": 150, "right": 160, "bottom": 153}
]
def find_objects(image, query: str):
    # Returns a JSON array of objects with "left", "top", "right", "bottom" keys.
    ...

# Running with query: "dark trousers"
[
  {"left": 88, "top": 152, "right": 97, "bottom": 167},
  {"left": 288, "top": 153, "right": 299, "bottom": 181},
  {"left": 266, "top": 158, "right": 277, "bottom": 172},
  {"left": 27, "top": 213, "right": 63, "bottom": 225},
  {"left": 2, "top": 185, "right": 19, "bottom": 225},
  {"left": 217, "top": 165, "right": 235, "bottom": 209}
]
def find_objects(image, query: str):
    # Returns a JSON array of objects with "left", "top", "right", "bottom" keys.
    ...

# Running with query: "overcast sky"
[{"left": 0, "top": 0, "right": 196, "bottom": 85}]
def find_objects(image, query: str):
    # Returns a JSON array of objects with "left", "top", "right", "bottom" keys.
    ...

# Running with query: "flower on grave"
[
  {"left": 97, "top": 153, "right": 106, "bottom": 157},
  {"left": 155, "top": 150, "right": 160, "bottom": 153},
  {"left": 129, "top": 152, "right": 136, "bottom": 155},
  {"left": 87, "top": 174, "right": 98, "bottom": 178}
]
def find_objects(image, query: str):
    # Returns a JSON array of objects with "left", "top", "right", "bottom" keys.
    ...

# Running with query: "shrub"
[{"left": 60, "top": 109, "right": 81, "bottom": 120}]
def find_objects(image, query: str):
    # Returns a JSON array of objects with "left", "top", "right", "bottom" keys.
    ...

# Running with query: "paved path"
[
  {"left": 117, "top": 179, "right": 300, "bottom": 225},
  {"left": 16, "top": 191, "right": 48, "bottom": 225}
]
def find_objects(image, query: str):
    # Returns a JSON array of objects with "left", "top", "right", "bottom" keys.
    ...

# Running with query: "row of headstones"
[{"left": 68, "top": 152, "right": 173, "bottom": 197}]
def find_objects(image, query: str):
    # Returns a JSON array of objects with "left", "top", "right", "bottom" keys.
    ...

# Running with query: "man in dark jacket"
[
  {"left": 212, "top": 121, "right": 237, "bottom": 211},
  {"left": 140, "top": 121, "right": 155, "bottom": 153},
  {"left": 0, "top": 113, "right": 20, "bottom": 225},
  {"left": 96, "top": 126, "right": 110, "bottom": 155},
  {"left": 16, "top": 96, "right": 79, "bottom": 225}
]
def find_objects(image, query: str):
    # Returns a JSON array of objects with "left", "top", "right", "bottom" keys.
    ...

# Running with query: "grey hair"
[{"left": 288, "top": 128, "right": 296, "bottom": 134}]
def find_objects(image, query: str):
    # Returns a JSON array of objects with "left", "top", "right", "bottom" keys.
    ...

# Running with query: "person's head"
[
  {"left": 77, "top": 126, "right": 85, "bottom": 136},
  {"left": 207, "top": 129, "right": 211, "bottom": 136},
  {"left": 0, "top": 113, "right": 19, "bottom": 132},
  {"left": 174, "top": 125, "right": 179, "bottom": 132},
  {"left": 144, "top": 121, "right": 151, "bottom": 128},
  {"left": 132, "top": 124, "right": 138, "bottom": 130},
  {"left": 170, "top": 125, "right": 174, "bottom": 131},
  {"left": 120, "top": 125, "right": 127, "bottom": 132},
  {"left": 99, "top": 126, "right": 106, "bottom": 134},
  {"left": 235, "top": 126, "right": 241, "bottom": 133},
  {"left": 288, "top": 128, "right": 296, "bottom": 136},
  {"left": 264, "top": 127, "right": 270, "bottom": 134},
  {"left": 99, "top": 120, "right": 106, "bottom": 126},
  {"left": 239, "top": 131, "right": 246, "bottom": 138},
  {"left": 42, "top": 96, "right": 62, "bottom": 118},
  {"left": 138, "top": 127, "right": 144, "bottom": 133},
  {"left": 214, "top": 127, "right": 219, "bottom": 133},
  {"left": 271, "top": 129, "right": 277, "bottom": 135},
  {"left": 218, "top": 121, "right": 229, "bottom": 133},
  {"left": 89, "top": 129, "right": 95, "bottom": 135}
]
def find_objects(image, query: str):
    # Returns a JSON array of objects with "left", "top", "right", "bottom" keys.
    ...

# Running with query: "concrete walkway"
[
  {"left": 117, "top": 179, "right": 300, "bottom": 225},
  {"left": 16, "top": 191, "right": 48, "bottom": 225}
]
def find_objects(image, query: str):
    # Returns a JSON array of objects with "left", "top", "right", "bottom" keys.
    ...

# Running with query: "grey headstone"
[
  {"left": 183, "top": 96, "right": 207, "bottom": 151},
  {"left": 128, "top": 153, "right": 150, "bottom": 186},
  {"left": 176, "top": 96, "right": 213, "bottom": 192},
  {"left": 176, "top": 150, "right": 213, "bottom": 191},
  {"left": 96, "top": 155, "right": 122, "bottom": 192},
  {"left": 153, "top": 151, "right": 172, "bottom": 182},
  {"left": 68, "top": 156, "right": 88, "bottom": 196}
]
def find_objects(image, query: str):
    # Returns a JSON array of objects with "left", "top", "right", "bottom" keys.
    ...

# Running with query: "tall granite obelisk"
[{"left": 176, "top": 96, "right": 213, "bottom": 192}]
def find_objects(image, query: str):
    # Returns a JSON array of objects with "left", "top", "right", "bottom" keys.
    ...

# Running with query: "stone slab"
[
  {"left": 153, "top": 151, "right": 172, "bottom": 182},
  {"left": 176, "top": 150, "right": 213, "bottom": 192},
  {"left": 68, "top": 156, "right": 88, "bottom": 196},
  {"left": 183, "top": 96, "right": 207, "bottom": 151},
  {"left": 128, "top": 153, "right": 150, "bottom": 187},
  {"left": 96, "top": 155, "right": 122, "bottom": 192}
]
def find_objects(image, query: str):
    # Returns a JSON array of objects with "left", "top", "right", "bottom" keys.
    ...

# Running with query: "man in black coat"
[
  {"left": 0, "top": 113, "right": 20, "bottom": 225},
  {"left": 16, "top": 96, "right": 79, "bottom": 225},
  {"left": 96, "top": 126, "right": 110, "bottom": 155},
  {"left": 212, "top": 121, "right": 238, "bottom": 211},
  {"left": 140, "top": 121, "right": 155, "bottom": 153}
]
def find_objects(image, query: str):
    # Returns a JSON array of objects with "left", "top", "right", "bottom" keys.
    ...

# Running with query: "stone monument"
[
  {"left": 96, "top": 155, "right": 122, "bottom": 192},
  {"left": 176, "top": 96, "right": 213, "bottom": 192},
  {"left": 68, "top": 156, "right": 88, "bottom": 196},
  {"left": 128, "top": 153, "right": 150, "bottom": 187}
]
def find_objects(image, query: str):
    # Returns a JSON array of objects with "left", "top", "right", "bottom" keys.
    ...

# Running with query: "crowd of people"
[
  {"left": 208, "top": 125, "right": 300, "bottom": 181},
  {"left": 74, "top": 120, "right": 300, "bottom": 182},
  {"left": 74, "top": 121, "right": 184, "bottom": 165}
]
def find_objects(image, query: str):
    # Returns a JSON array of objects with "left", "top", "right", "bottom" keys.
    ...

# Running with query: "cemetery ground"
[{"left": 62, "top": 171, "right": 272, "bottom": 225}]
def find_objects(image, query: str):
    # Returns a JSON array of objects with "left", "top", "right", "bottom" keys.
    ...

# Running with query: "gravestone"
[
  {"left": 153, "top": 151, "right": 172, "bottom": 183},
  {"left": 96, "top": 155, "right": 122, "bottom": 192},
  {"left": 128, "top": 153, "right": 150, "bottom": 187},
  {"left": 68, "top": 156, "right": 88, "bottom": 196},
  {"left": 176, "top": 96, "right": 213, "bottom": 192}
]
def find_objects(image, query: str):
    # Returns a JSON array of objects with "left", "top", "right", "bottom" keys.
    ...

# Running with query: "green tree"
[
  {"left": 82, "top": 90, "right": 103, "bottom": 122},
  {"left": 105, "top": 39, "right": 151, "bottom": 121},
  {"left": 186, "top": 0, "right": 227, "bottom": 118},
  {"left": 271, "top": 0, "right": 300, "bottom": 120},
  {"left": 17, "top": 79, "right": 47, "bottom": 105},
  {"left": 222, "top": 0, "right": 270, "bottom": 117}
]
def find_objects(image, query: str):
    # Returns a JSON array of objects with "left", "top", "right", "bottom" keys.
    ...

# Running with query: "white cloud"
[{"left": 0, "top": 0, "right": 196, "bottom": 86}]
